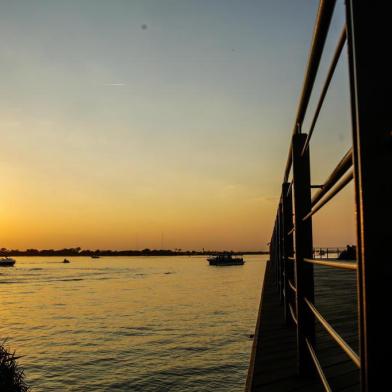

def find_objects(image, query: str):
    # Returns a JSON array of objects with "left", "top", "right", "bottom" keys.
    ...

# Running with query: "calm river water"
[{"left": 0, "top": 255, "right": 266, "bottom": 391}]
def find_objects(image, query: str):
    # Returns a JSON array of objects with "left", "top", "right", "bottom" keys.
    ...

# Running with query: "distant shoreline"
[{"left": 1, "top": 248, "right": 268, "bottom": 257}]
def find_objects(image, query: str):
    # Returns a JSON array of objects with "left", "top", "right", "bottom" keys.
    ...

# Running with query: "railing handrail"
[
  {"left": 301, "top": 26, "right": 347, "bottom": 156},
  {"left": 304, "top": 169, "right": 354, "bottom": 221},
  {"left": 267, "top": 1, "right": 366, "bottom": 390},
  {"left": 311, "top": 148, "right": 353, "bottom": 207},
  {"left": 304, "top": 297, "right": 360, "bottom": 368},
  {"left": 265, "top": 1, "right": 391, "bottom": 391},
  {"left": 283, "top": 0, "right": 337, "bottom": 182},
  {"left": 303, "top": 258, "right": 357, "bottom": 270}
]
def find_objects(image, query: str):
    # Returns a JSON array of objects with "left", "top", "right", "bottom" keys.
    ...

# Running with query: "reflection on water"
[{"left": 0, "top": 255, "right": 266, "bottom": 391}]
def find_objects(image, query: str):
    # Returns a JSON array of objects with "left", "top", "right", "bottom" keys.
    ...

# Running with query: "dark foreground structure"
[
  {"left": 246, "top": 263, "right": 358, "bottom": 391},
  {"left": 0, "top": 344, "right": 29, "bottom": 392},
  {"left": 246, "top": 1, "right": 391, "bottom": 391}
]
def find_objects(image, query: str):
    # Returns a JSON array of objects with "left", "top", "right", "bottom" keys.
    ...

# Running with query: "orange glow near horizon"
[
  {"left": 0, "top": 162, "right": 355, "bottom": 251},
  {"left": 0, "top": 170, "right": 276, "bottom": 250}
]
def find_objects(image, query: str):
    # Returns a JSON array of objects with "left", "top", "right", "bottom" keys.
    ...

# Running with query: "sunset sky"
[{"left": 0, "top": 0, "right": 355, "bottom": 251}]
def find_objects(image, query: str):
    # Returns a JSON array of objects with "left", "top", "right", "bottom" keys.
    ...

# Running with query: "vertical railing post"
[
  {"left": 278, "top": 203, "right": 284, "bottom": 303},
  {"left": 277, "top": 214, "right": 281, "bottom": 294},
  {"left": 270, "top": 231, "right": 273, "bottom": 279},
  {"left": 292, "top": 133, "right": 315, "bottom": 375},
  {"left": 346, "top": 2, "right": 392, "bottom": 390},
  {"left": 271, "top": 222, "right": 274, "bottom": 283},
  {"left": 275, "top": 216, "right": 279, "bottom": 290},
  {"left": 272, "top": 220, "right": 278, "bottom": 288},
  {"left": 273, "top": 220, "right": 278, "bottom": 287},
  {"left": 282, "top": 182, "right": 294, "bottom": 324}
]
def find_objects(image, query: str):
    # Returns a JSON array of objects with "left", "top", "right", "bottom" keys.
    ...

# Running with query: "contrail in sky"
[{"left": 104, "top": 83, "right": 126, "bottom": 86}]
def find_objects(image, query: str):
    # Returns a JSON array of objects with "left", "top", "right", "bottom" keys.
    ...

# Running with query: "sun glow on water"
[{"left": 0, "top": 255, "right": 266, "bottom": 391}]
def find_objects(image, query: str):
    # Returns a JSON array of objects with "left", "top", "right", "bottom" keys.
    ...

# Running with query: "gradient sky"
[{"left": 0, "top": 0, "right": 355, "bottom": 251}]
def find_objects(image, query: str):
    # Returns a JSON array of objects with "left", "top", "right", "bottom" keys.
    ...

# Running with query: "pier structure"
[{"left": 246, "top": 1, "right": 392, "bottom": 391}]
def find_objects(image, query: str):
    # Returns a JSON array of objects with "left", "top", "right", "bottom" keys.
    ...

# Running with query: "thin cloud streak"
[{"left": 104, "top": 83, "right": 126, "bottom": 86}]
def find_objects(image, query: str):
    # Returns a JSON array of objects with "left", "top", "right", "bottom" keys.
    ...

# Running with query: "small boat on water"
[
  {"left": 207, "top": 253, "right": 245, "bottom": 266},
  {"left": 91, "top": 255, "right": 100, "bottom": 259},
  {"left": 0, "top": 257, "right": 16, "bottom": 267},
  {"left": 63, "top": 259, "right": 70, "bottom": 263}
]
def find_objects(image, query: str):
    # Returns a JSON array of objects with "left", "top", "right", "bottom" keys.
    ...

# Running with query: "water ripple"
[{"left": 0, "top": 255, "right": 266, "bottom": 391}]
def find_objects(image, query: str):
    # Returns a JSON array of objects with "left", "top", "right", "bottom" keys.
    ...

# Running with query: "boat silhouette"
[{"left": 207, "top": 253, "right": 245, "bottom": 266}]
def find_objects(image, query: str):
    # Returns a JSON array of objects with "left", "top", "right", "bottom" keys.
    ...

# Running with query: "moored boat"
[
  {"left": 0, "top": 257, "right": 16, "bottom": 267},
  {"left": 207, "top": 253, "right": 245, "bottom": 266},
  {"left": 63, "top": 258, "right": 70, "bottom": 263}
]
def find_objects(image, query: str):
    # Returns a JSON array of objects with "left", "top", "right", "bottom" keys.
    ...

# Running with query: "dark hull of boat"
[
  {"left": 0, "top": 261, "right": 15, "bottom": 267},
  {"left": 208, "top": 259, "right": 244, "bottom": 266}
]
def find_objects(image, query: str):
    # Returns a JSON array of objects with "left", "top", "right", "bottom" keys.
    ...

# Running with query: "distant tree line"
[{"left": 0, "top": 247, "right": 267, "bottom": 257}]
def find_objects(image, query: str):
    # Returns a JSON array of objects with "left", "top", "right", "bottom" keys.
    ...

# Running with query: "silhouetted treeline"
[{"left": 0, "top": 247, "right": 267, "bottom": 257}]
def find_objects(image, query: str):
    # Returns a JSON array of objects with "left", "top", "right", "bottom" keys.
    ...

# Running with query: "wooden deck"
[{"left": 246, "top": 261, "right": 359, "bottom": 391}]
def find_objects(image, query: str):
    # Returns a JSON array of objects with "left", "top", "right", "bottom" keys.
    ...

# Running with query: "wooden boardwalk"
[{"left": 246, "top": 261, "right": 359, "bottom": 391}]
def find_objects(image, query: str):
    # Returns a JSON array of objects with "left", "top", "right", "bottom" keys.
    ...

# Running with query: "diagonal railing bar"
[
  {"left": 304, "top": 297, "right": 360, "bottom": 368},
  {"left": 304, "top": 170, "right": 353, "bottom": 221},
  {"left": 303, "top": 258, "right": 357, "bottom": 270},
  {"left": 311, "top": 148, "right": 352, "bottom": 207},
  {"left": 305, "top": 338, "right": 332, "bottom": 392},
  {"left": 283, "top": 0, "right": 337, "bottom": 182},
  {"left": 302, "top": 26, "right": 347, "bottom": 156}
]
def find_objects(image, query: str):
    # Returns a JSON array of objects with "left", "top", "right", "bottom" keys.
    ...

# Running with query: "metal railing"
[{"left": 268, "top": 1, "right": 392, "bottom": 391}]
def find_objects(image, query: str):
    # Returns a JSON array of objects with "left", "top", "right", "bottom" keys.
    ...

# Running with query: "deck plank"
[{"left": 245, "top": 261, "right": 359, "bottom": 391}]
